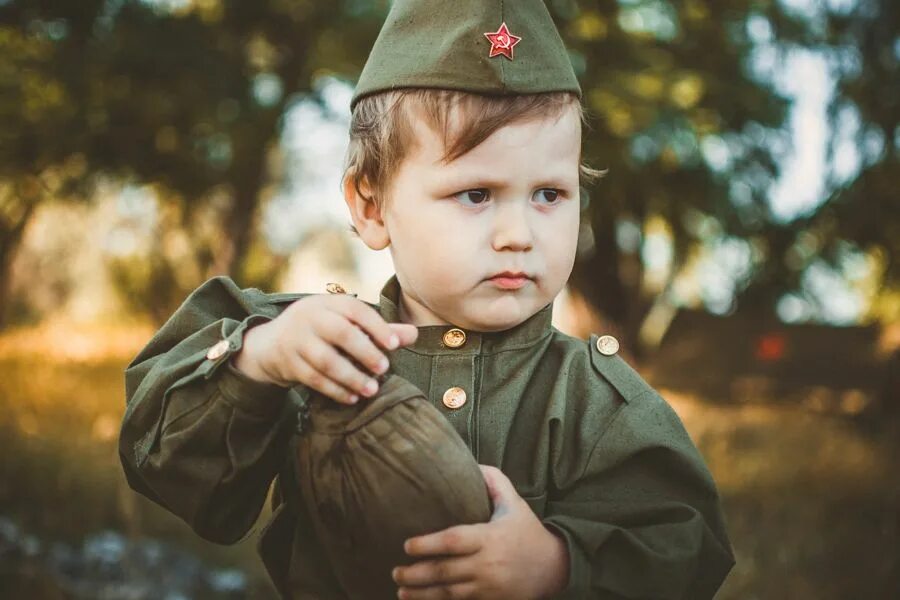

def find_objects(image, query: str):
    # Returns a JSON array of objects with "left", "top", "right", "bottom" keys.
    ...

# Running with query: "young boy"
[{"left": 119, "top": 1, "right": 735, "bottom": 598}]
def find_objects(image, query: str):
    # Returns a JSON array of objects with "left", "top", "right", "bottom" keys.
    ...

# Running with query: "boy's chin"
[{"left": 457, "top": 301, "right": 537, "bottom": 332}]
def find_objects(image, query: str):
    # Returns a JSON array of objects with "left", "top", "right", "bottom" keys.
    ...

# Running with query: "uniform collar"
[{"left": 377, "top": 274, "right": 553, "bottom": 356}]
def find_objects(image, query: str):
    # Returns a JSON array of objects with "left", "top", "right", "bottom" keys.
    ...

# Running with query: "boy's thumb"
[{"left": 478, "top": 465, "right": 517, "bottom": 517}]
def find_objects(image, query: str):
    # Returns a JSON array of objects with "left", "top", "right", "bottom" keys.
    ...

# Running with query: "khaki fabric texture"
[
  {"left": 350, "top": 0, "right": 581, "bottom": 109},
  {"left": 120, "top": 275, "right": 735, "bottom": 599}
]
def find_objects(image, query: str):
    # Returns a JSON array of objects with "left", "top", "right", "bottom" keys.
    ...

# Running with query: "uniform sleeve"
[
  {"left": 119, "top": 275, "right": 309, "bottom": 545},
  {"left": 542, "top": 390, "right": 735, "bottom": 599}
]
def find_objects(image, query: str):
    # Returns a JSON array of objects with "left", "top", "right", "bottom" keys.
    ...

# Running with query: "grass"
[
  {"left": 0, "top": 321, "right": 278, "bottom": 598},
  {"left": 0, "top": 320, "right": 897, "bottom": 598},
  {"left": 665, "top": 391, "right": 900, "bottom": 599}
]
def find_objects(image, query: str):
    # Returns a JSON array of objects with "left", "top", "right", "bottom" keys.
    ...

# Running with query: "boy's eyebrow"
[{"left": 435, "top": 172, "right": 578, "bottom": 189}]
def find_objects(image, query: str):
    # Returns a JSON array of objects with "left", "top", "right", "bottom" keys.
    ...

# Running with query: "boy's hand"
[
  {"left": 393, "top": 465, "right": 569, "bottom": 600},
  {"left": 231, "top": 294, "right": 417, "bottom": 405}
]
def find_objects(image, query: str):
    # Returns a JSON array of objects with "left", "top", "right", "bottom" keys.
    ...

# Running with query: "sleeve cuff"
[
  {"left": 217, "top": 357, "right": 290, "bottom": 419},
  {"left": 200, "top": 313, "right": 290, "bottom": 420},
  {"left": 542, "top": 518, "right": 592, "bottom": 599}
]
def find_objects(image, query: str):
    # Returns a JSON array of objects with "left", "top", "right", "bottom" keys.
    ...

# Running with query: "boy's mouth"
[{"left": 486, "top": 271, "right": 532, "bottom": 290}]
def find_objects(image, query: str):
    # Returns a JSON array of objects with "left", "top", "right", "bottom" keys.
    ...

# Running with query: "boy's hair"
[{"left": 342, "top": 89, "right": 606, "bottom": 231}]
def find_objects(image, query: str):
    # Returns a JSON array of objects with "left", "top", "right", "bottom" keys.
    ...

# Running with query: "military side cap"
[{"left": 351, "top": 0, "right": 581, "bottom": 110}]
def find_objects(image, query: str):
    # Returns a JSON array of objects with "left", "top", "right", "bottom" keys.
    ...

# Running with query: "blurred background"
[{"left": 0, "top": 0, "right": 897, "bottom": 598}]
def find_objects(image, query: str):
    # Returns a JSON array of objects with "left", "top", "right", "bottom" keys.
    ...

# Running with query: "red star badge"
[{"left": 484, "top": 22, "right": 522, "bottom": 60}]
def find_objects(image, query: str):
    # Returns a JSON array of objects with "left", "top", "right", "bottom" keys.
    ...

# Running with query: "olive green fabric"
[
  {"left": 120, "top": 275, "right": 735, "bottom": 599},
  {"left": 296, "top": 374, "right": 491, "bottom": 599},
  {"left": 350, "top": 0, "right": 582, "bottom": 110}
]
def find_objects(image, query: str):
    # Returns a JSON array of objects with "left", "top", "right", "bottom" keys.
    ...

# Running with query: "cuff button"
[{"left": 206, "top": 339, "right": 231, "bottom": 361}]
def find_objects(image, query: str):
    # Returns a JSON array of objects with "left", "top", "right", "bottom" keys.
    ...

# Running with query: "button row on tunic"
[
  {"left": 442, "top": 386, "right": 467, "bottom": 409},
  {"left": 441, "top": 329, "right": 468, "bottom": 409},
  {"left": 319, "top": 288, "right": 473, "bottom": 410},
  {"left": 442, "top": 327, "right": 467, "bottom": 348}
]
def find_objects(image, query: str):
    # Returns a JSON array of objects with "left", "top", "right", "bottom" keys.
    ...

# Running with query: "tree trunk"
[
  {"left": 0, "top": 190, "right": 38, "bottom": 330},
  {"left": 572, "top": 208, "right": 650, "bottom": 358},
  {"left": 208, "top": 181, "right": 260, "bottom": 280},
  {"left": 206, "top": 114, "right": 282, "bottom": 281}
]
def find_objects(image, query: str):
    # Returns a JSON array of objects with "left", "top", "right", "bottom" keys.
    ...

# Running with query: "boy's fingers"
[
  {"left": 392, "top": 555, "right": 474, "bottom": 587},
  {"left": 338, "top": 298, "right": 400, "bottom": 351},
  {"left": 388, "top": 322, "right": 419, "bottom": 346},
  {"left": 287, "top": 353, "right": 359, "bottom": 405},
  {"left": 321, "top": 313, "right": 390, "bottom": 377},
  {"left": 315, "top": 310, "right": 386, "bottom": 376},
  {"left": 404, "top": 524, "right": 482, "bottom": 557},
  {"left": 298, "top": 337, "right": 379, "bottom": 400}
]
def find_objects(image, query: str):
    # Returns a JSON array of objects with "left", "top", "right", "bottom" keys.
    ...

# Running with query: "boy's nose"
[{"left": 491, "top": 204, "right": 533, "bottom": 251}]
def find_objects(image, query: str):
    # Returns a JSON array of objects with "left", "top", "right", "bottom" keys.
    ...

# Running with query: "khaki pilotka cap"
[{"left": 350, "top": 0, "right": 583, "bottom": 110}]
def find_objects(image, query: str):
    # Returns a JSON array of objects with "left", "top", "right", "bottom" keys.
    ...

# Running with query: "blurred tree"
[
  {"left": 0, "top": 6, "right": 100, "bottom": 327},
  {"left": 555, "top": 0, "right": 792, "bottom": 346},
  {"left": 811, "top": 0, "right": 899, "bottom": 309},
  {"left": 0, "top": 0, "right": 385, "bottom": 326},
  {"left": 553, "top": 0, "right": 898, "bottom": 352},
  {"left": 0, "top": 0, "right": 896, "bottom": 338}
]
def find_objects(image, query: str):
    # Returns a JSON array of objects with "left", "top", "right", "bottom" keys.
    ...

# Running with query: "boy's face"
[{"left": 354, "top": 103, "right": 582, "bottom": 332}]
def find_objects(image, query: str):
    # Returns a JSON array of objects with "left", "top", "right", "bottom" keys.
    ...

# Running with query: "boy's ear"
[{"left": 343, "top": 172, "right": 390, "bottom": 250}]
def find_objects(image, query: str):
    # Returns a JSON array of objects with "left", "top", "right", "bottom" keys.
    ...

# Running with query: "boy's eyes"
[
  {"left": 452, "top": 188, "right": 564, "bottom": 206},
  {"left": 454, "top": 189, "right": 489, "bottom": 205}
]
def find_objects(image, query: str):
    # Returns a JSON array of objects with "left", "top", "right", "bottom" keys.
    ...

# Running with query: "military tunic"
[{"left": 119, "top": 275, "right": 735, "bottom": 599}]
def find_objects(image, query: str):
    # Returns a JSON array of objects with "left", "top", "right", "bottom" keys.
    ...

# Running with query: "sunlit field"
[
  {"left": 0, "top": 322, "right": 278, "bottom": 599},
  {"left": 0, "top": 322, "right": 897, "bottom": 599}
]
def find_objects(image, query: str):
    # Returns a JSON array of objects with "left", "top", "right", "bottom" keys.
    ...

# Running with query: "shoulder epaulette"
[{"left": 587, "top": 333, "right": 656, "bottom": 403}]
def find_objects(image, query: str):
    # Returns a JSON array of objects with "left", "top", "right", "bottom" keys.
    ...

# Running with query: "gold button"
[
  {"left": 442, "top": 386, "right": 467, "bottom": 409},
  {"left": 442, "top": 328, "right": 467, "bottom": 348},
  {"left": 596, "top": 335, "right": 619, "bottom": 356},
  {"left": 206, "top": 339, "right": 231, "bottom": 361},
  {"left": 325, "top": 282, "right": 347, "bottom": 294}
]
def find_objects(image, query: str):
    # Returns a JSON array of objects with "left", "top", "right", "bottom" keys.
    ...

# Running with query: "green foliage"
[
  {"left": 0, "top": 0, "right": 384, "bottom": 324},
  {"left": 0, "top": 0, "right": 896, "bottom": 333}
]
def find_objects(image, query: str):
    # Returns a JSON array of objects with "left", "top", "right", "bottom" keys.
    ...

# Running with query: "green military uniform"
[{"left": 120, "top": 275, "right": 734, "bottom": 598}]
